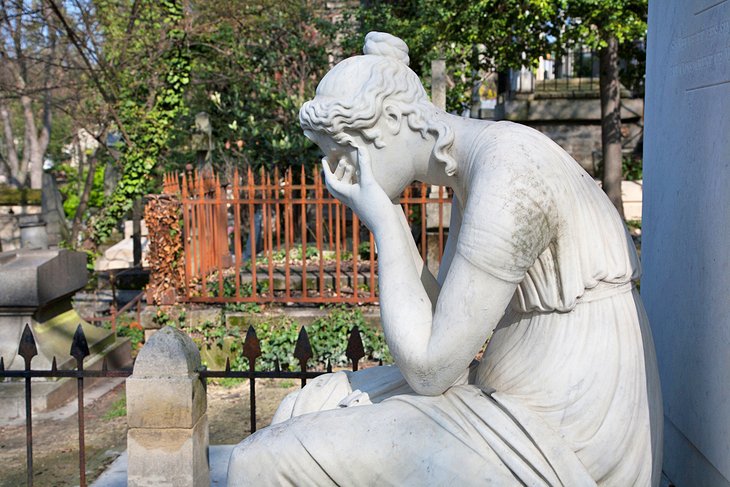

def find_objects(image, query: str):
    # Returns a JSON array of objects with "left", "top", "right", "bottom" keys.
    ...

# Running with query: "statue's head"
[{"left": 300, "top": 32, "right": 456, "bottom": 196}]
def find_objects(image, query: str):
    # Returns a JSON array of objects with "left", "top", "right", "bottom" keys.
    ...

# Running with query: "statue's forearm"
[
  {"left": 373, "top": 206, "right": 434, "bottom": 364},
  {"left": 392, "top": 203, "right": 440, "bottom": 310}
]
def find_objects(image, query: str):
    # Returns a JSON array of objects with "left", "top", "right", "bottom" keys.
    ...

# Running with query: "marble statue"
[{"left": 228, "top": 32, "right": 662, "bottom": 486}]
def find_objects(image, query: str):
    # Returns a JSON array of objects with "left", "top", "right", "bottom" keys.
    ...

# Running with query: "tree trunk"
[
  {"left": 599, "top": 35, "right": 625, "bottom": 218},
  {"left": 133, "top": 198, "right": 142, "bottom": 267},
  {"left": 71, "top": 154, "right": 98, "bottom": 245},
  {"left": 20, "top": 95, "right": 45, "bottom": 189},
  {"left": 0, "top": 100, "right": 22, "bottom": 186}
]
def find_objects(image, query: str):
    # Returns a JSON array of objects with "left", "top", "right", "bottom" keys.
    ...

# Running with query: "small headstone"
[{"left": 41, "top": 172, "right": 68, "bottom": 247}]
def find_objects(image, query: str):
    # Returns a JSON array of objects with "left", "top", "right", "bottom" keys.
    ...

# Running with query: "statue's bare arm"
[
  {"left": 391, "top": 194, "right": 463, "bottom": 311},
  {"left": 375, "top": 215, "right": 517, "bottom": 395},
  {"left": 392, "top": 202, "right": 440, "bottom": 310},
  {"left": 323, "top": 149, "right": 517, "bottom": 395},
  {"left": 437, "top": 196, "right": 462, "bottom": 287}
]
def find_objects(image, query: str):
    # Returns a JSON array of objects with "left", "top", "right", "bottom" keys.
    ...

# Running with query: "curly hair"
[{"left": 299, "top": 35, "right": 457, "bottom": 176}]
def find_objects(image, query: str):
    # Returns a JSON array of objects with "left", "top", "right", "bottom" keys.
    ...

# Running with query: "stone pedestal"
[
  {"left": 17, "top": 215, "right": 48, "bottom": 250},
  {"left": 41, "top": 172, "right": 69, "bottom": 247},
  {"left": 126, "top": 326, "right": 209, "bottom": 487},
  {"left": 1, "top": 249, "right": 92, "bottom": 370},
  {"left": 0, "top": 249, "right": 131, "bottom": 421}
]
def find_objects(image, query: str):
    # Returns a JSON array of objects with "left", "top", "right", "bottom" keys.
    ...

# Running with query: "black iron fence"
[
  {"left": 508, "top": 48, "right": 600, "bottom": 97},
  {"left": 0, "top": 324, "right": 132, "bottom": 487},
  {"left": 0, "top": 314, "right": 373, "bottom": 486}
]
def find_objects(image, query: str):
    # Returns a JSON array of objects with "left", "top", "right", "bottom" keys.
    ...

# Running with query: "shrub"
[{"left": 190, "top": 306, "right": 391, "bottom": 372}]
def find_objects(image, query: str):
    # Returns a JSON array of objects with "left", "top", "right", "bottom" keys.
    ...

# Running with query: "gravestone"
[
  {"left": 126, "top": 326, "right": 208, "bottom": 487},
  {"left": 642, "top": 2, "right": 730, "bottom": 486},
  {"left": 41, "top": 172, "right": 69, "bottom": 247},
  {"left": 17, "top": 214, "right": 48, "bottom": 249}
]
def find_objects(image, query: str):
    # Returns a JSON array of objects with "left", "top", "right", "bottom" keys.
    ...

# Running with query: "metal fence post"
[{"left": 18, "top": 325, "right": 37, "bottom": 487}]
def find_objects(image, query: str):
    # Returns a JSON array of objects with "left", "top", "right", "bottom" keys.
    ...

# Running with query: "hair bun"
[{"left": 363, "top": 32, "right": 410, "bottom": 66}]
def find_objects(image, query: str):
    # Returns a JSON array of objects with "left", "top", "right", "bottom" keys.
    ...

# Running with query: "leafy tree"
[
  {"left": 349, "top": 1, "right": 556, "bottom": 112},
  {"left": 554, "top": 0, "right": 648, "bottom": 217},
  {"left": 183, "top": 0, "right": 336, "bottom": 171},
  {"left": 48, "top": 0, "right": 192, "bottom": 244},
  {"left": 353, "top": 0, "right": 647, "bottom": 216},
  {"left": 39, "top": 0, "right": 335, "bottom": 247}
]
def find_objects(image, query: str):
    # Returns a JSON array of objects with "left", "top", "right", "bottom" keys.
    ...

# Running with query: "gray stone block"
[
  {"left": 128, "top": 327, "right": 206, "bottom": 429},
  {"left": 126, "top": 375, "right": 206, "bottom": 429},
  {"left": 0, "top": 249, "right": 88, "bottom": 307},
  {"left": 140, "top": 307, "right": 161, "bottom": 330},
  {"left": 127, "top": 414, "right": 209, "bottom": 487},
  {"left": 126, "top": 326, "right": 209, "bottom": 486},
  {"left": 132, "top": 326, "right": 201, "bottom": 378},
  {"left": 185, "top": 307, "right": 222, "bottom": 328}
]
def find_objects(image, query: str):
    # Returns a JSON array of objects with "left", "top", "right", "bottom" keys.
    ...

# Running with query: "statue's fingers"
[
  {"left": 356, "top": 147, "right": 375, "bottom": 181},
  {"left": 322, "top": 159, "right": 351, "bottom": 198},
  {"left": 342, "top": 163, "right": 355, "bottom": 184},
  {"left": 356, "top": 147, "right": 371, "bottom": 168},
  {"left": 322, "top": 157, "right": 335, "bottom": 178},
  {"left": 334, "top": 158, "right": 347, "bottom": 180}
]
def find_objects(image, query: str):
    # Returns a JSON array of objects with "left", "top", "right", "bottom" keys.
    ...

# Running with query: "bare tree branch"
[{"left": 45, "top": 0, "right": 132, "bottom": 147}]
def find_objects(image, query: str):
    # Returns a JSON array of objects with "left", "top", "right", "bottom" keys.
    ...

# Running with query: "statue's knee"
[
  {"left": 227, "top": 434, "right": 274, "bottom": 485},
  {"left": 271, "top": 389, "right": 300, "bottom": 424},
  {"left": 228, "top": 423, "right": 310, "bottom": 486}
]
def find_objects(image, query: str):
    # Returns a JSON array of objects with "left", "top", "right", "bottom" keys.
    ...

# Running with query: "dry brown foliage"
[{"left": 144, "top": 194, "right": 185, "bottom": 305}]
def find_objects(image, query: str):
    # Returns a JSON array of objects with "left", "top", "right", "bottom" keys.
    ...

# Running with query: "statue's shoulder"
[
  {"left": 482, "top": 120, "right": 549, "bottom": 144},
  {"left": 465, "top": 121, "right": 555, "bottom": 173}
]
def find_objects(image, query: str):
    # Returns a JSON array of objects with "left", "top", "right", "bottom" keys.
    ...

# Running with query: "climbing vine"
[{"left": 92, "top": 0, "right": 191, "bottom": 244}]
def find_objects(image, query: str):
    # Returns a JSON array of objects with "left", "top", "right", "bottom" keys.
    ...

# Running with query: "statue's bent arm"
[
  {"left": 436, "top": 195, "right": 463, "bottom": 287},
  {"left": 375, "top": 200, "right": 518, "bottom": 396},
  {"left": 392, "top": 202, "right": 441, "bottom": 310}
]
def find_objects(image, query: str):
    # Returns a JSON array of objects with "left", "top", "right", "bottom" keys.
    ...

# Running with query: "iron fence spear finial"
[
  {"left": 242, "top": 326, "right": 261, "bottom": 363},
  {"left": 70, "top": 325, "right": 90, "bottom": 364},
  {"left": 70, "top": 324, "right": 89, "bottom": 487},
  {"left": 18, "top": 324, "right": 38, "bottom": 367},
  {"left": 19, "top": 324, "right": 37, "bottom": 487},
  {"left": 294, "top": 327, "right": 313, "bottom": 387},
  {"left": 346, "top": 326, "right": 366, "bottom": 372}
]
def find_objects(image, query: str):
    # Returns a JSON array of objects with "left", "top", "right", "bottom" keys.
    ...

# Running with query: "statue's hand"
[{"left": 322, "top": 147, "right": 393, "bottom": 232}]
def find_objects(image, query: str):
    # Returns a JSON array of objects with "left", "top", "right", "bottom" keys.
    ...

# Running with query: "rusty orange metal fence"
[{"left": 162, "top": 167, "right": 451, "bottom": 304}]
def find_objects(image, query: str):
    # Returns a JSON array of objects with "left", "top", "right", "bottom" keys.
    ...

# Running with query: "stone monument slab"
[
  {"left": 643, "top": 2, "right": 730, "bottom": 486},
  {"left": 0, "top": 249, "right": 88, "bottom": 308}
]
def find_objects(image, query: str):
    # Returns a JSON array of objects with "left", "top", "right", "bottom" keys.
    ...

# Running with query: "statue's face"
[
  {"left": 305, "top": 130, "right": 357, "bottom": 175},
  {"left": 305, "top": 129, "right": 413, "bottom": 201}
]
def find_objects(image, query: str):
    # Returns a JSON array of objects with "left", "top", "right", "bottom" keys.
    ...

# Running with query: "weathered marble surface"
[
  {"left": 228, "top": 32, "right": 662, "bottom": 486},
  {"left": 0, "top": 249, "right": 90, "bottom": 370}
]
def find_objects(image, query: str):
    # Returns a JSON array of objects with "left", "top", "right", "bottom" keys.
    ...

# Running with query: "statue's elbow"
[
  {"left": 407, "top": 371, "right": 450, "bottom": 396},
  {"left": 411, "top": 383, "right": 446, "bottom": 396}
]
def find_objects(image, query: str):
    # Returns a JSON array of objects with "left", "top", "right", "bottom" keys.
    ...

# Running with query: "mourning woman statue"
[{"left": 228, "top": 32, "right": 662, "bottom": 486}]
